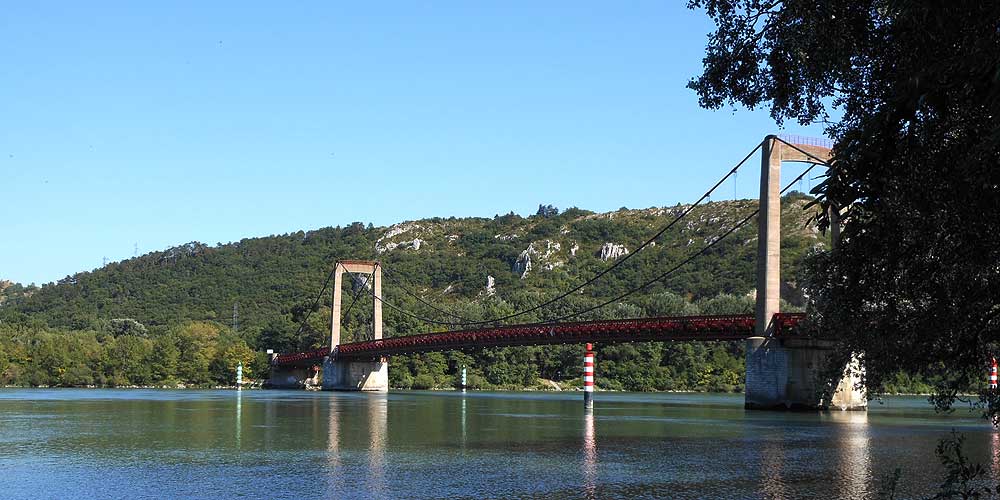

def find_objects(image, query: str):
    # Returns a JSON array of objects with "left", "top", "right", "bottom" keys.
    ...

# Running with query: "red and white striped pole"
[
  {"left": 583, "top": 343, "right": 595, "bottom": 408},
  {"left": 990, "top": 358, "right": 997, "bottom": 390}
]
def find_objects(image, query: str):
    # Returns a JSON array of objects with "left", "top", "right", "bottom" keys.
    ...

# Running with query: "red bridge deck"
[{"left": 273, "top": 313, "right": 804, "bottom": 366}]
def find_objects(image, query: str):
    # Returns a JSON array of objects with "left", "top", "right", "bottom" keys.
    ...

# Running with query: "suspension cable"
[
  {"left": 541, "top": 162, "right": 821, "bottom": 323},
  {"left": 371, "top": 287, "right": 461, "bottom": 326},
  {"left": 293, "top": 262, "right": 340, "bottom": 339},
  {"left": 349, "top": 143, "right": 824, "bottom": 333},
  {"left": 367, "top": 161, "right": 821, "bottom": 331},
  {"left": 379, "top": 266, "right": 478, "bottom": 322},
  {"left": 372, "top": 141, "right": 764, "bottom": 328},
  {"left": 341, "top": 266, "right": 376, "bottom": 320}
]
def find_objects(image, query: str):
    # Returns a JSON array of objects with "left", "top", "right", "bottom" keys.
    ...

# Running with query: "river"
[{"left": 0, "top": 389, "right": 995, "bottom": 499}]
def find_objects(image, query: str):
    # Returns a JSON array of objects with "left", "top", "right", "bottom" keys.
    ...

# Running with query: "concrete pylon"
[
  {"left": 323, "top": 260, "right": 388, "bottom": 392},
  {"left": 744, "top": 135, "right": 866, "bottom": 411},
  {"left": 754, "top": 136, "right": 783, "bottom": 337}
]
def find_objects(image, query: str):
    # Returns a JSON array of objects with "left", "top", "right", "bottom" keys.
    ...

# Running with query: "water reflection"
[
  {"left": 4, "top": 390, "right": 991, "bottom": 499},
  {"left": 992, "top": 427, "right": 1000, "bottom": 481},
  {"left": 461, "top": 395, "right": 467, "bottom": 448},
  {"left": 829, "top": 411, "right": 871, "bottom": 498},
  {"left": 367, "top": 394, "right": 388, "bottom": 498},
  {"left": 759, "top": 436, "right": 786, "bottom": 499},
  {"left": 327, "top": 396, "right": 340, "bottom": 468},
  {"left": 582, "top": 409, "right": 597, "bottom": 499},
  {"left": 235, "top": 390, "right": 242, "bottom": 450}
]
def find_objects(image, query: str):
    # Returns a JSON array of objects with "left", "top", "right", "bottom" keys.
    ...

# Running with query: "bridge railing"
[
  {"left": 271, "top": 313, "right": 806, "bottom": 366},
  {"left": 273, "top": 347, "right": 330, "bottom": 366}
]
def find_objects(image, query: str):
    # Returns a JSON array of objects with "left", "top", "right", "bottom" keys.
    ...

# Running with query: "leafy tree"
[
  {"left": 174, "top": 321, "right": 221, "bottom": 385},
  {"left": 150, "top": 334, "right": 180, "bottom": 383},
  {"left": 688, "top": 1, "right": 1000, "bottom": 409},
  {"left": 211, "top": 340, "right": 256, "bottom": 384},
  {"left": 535, "top": 204, "right": 559, "bottom": 218},
  {"left": 106, "top": 318, "right": 148, "bottom": 338},
  {"left": 106, "top": 335, "right": 153, "bottom": 386}
]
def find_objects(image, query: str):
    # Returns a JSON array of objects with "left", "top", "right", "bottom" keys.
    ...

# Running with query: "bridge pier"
[
  {"left": 321, "top": 356, "right": 389, "bottom": 392},
  {"left": 745, "top": 338, "right": 865, "bottom": 410}
]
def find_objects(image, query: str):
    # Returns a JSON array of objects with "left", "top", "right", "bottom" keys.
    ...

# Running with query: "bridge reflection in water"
[
  {"left": 202, "top": 392, "right": 1000, "bottom": 498},
  {"left": 367, "top": 394, "right": 388, "bottom": 498},
  {"left": 323, "top": 394, "right": 388, "bottom": 497},
  {"left": 758, "top": 411, "right": 871, "bottom": 498}
]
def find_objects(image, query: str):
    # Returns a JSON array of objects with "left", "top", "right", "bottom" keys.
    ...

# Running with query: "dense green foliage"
[
  {"left": 688, "top": 0, "right": 1000, "bottom": 407},
  {"left": 1, "top": 199, "right": 828, "bottom": 389},
  {"left": 0, "top": 319, "right": 261, "bottom": 387}
]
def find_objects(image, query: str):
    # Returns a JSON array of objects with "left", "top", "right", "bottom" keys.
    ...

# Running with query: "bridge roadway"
[{"left": 273, "top": 312, "right": 805, "bottom": 366}]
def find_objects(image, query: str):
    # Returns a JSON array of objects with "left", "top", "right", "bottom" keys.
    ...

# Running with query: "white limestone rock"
[
  {"left": 375, "top": 222, "right": 423, "bottom": 253},
  {"left": 513, "top": 240, "right": 563, "bottom": 278},
  {"left": 599, "top": 242, "right": 629, "bottom": 262},
  {"left": 513, "top": 245, "right": 535, "bottom": 279},
  {"left": 380, "top": 238, "right": 424, "bottom": 253}
]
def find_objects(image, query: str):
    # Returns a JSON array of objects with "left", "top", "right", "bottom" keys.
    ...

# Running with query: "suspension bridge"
[{"left": 268, "top": 135, "right": 866, "bottom": 411}]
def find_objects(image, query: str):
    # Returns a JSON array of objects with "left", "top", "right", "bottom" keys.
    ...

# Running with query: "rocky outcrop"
[
  {"left": 381, "top": 222, "right": 421, "bottom": 241},
  {"left": 378, "top": 238, "right": 424, "bottom": 253},
  {"left": 513, "top": 247, "right": 534, "bottom": 279},
  {"left": 599, "top": 242, "right": 629, "bottom": 261},
  {"left": 513, "top": 240, "right": 564, "bottom": 278},
  {"left": 485, "top": 275, "right": 496, "bottom": 296},
  {"left": 376, "top": 223, "right": 423, "bottom": 253}
]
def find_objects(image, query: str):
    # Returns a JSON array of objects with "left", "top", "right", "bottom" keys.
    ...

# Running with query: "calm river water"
[{"left": 0, "top": 389, "right": 996, "bottom": 499}]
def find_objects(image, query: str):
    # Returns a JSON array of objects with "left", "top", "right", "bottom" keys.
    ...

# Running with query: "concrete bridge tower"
[
  {"left": 744, "top": 135, "right": 866, "bottom": 410},
  {"left": 322, "top": 260, "right": 389, "bottom": 391}
]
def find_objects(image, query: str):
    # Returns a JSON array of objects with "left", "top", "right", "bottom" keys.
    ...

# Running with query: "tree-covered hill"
[{"left": 1, "top": 195, "right": 866, "bottom": 391}]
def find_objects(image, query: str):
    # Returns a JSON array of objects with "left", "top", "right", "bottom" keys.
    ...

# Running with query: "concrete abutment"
[{"left": 267, "top": 366, "right": 321, "bottom": 389}]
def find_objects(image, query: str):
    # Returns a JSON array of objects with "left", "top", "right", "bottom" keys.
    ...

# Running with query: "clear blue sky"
[{"left": 1, "top": 2, "right": 827, "bottom": 286}]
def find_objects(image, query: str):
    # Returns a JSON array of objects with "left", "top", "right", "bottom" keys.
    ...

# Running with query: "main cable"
[
  {"left": 368, "top": 162, "right": 821, "bottom": 330},
  {"left": 293, "top": 262, "right": 340, "bottom": 339},
  {"left": 372, "top": 141, "right": 764, "bottom": 328},
  {"left": 363, "top": 142, "right": 822, "bottom": 331},
  {"left": 380, "top": 266, "right": 478, "bottom": 323},
  {"left": 542, "top": 162, "right": 822, "bottom": 323}
]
